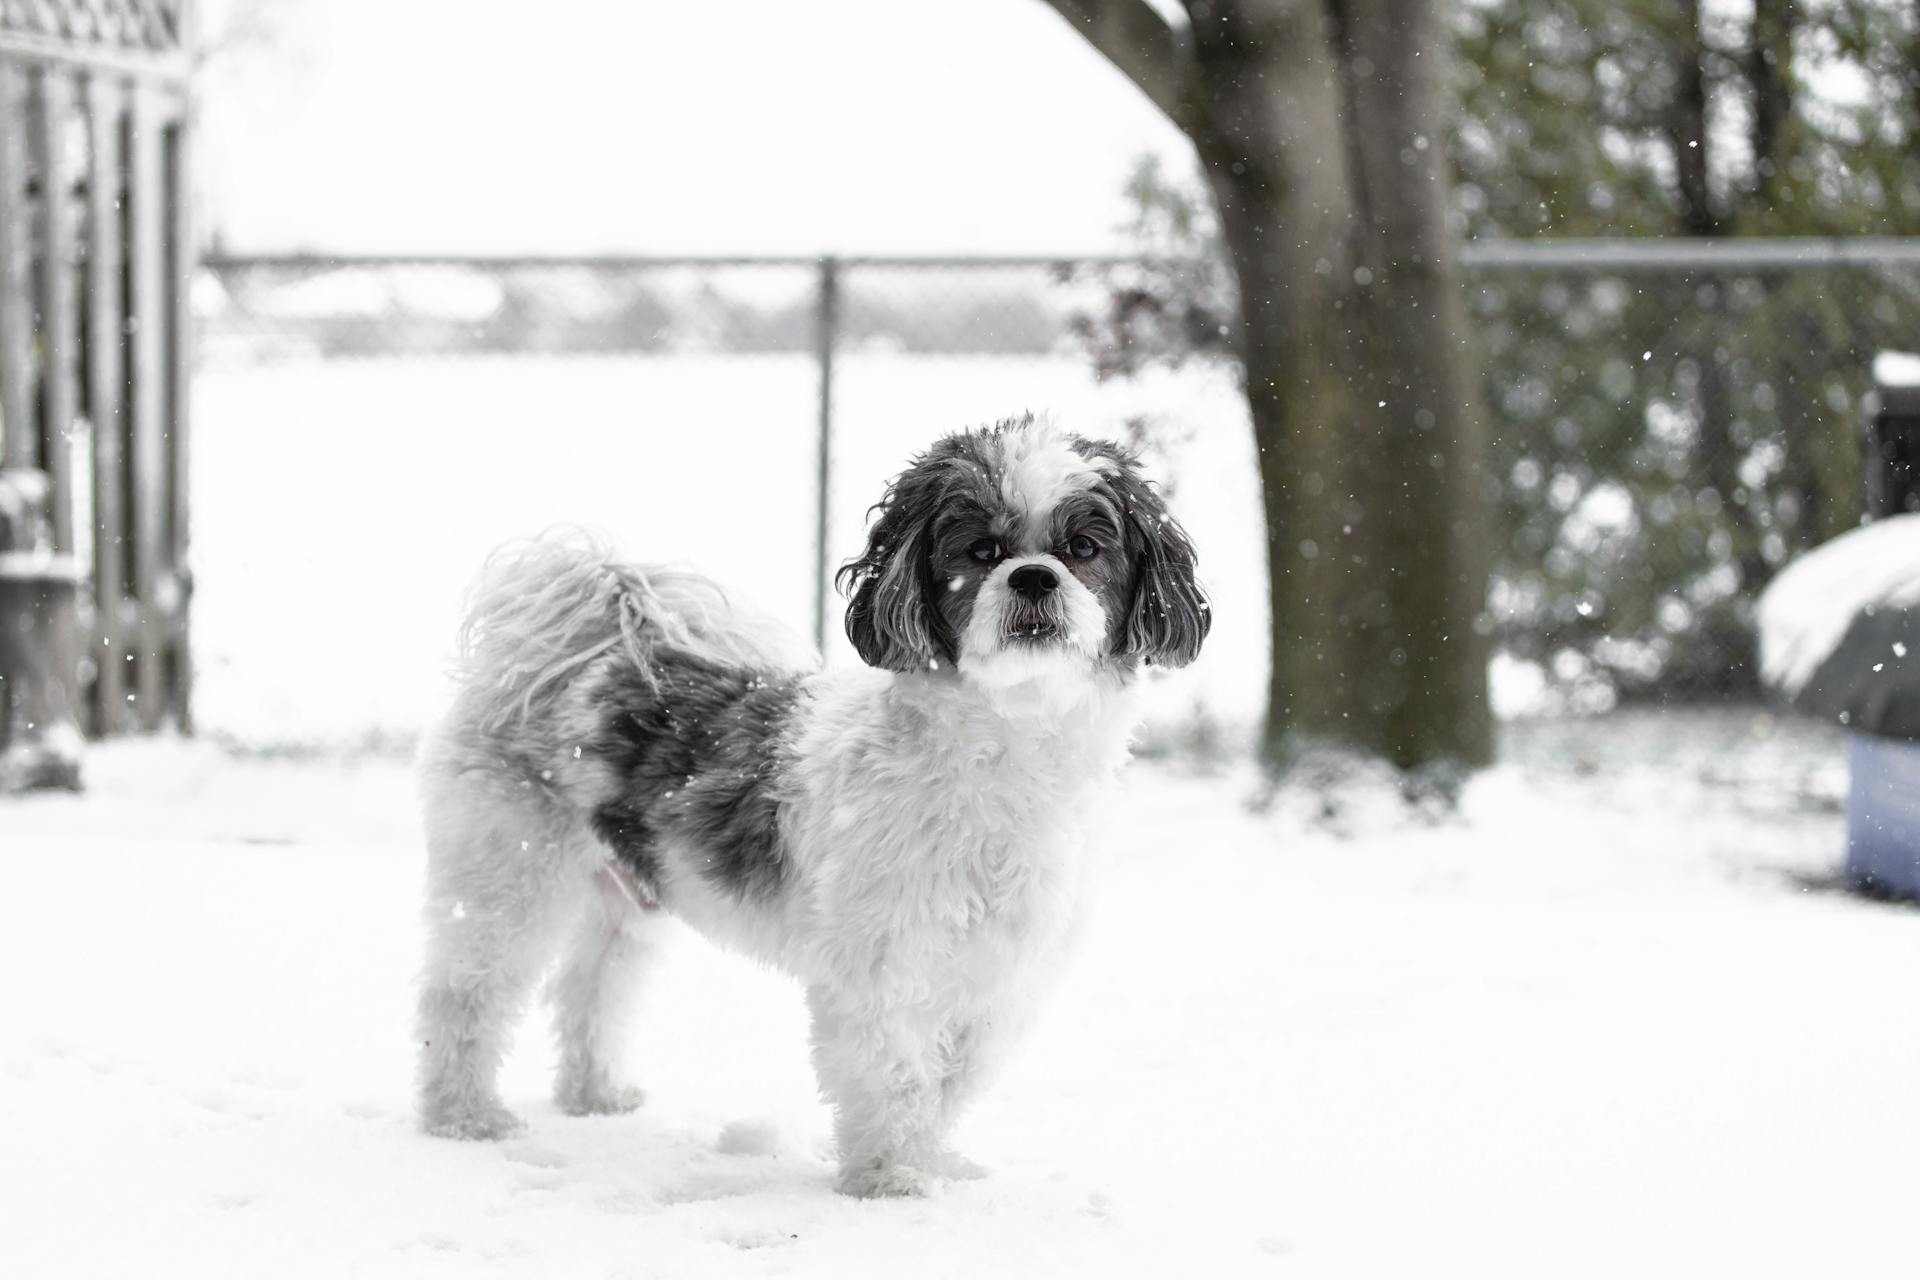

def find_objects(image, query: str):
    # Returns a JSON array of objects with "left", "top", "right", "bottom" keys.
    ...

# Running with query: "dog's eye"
[
  {"left": 1066, "top": 535, "right": 1099, "bottom": 561},
  {"left": 967, "top": 538, "right": 1001, "bottom": 564}
]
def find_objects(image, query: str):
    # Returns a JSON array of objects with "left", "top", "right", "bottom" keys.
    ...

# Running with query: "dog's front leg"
[
  {"left": 923, "top": 1016, "right": 1010, "bottom": 1181},
  {"left": 807, "top": 987, "right": 952, "bottom": 1198}
]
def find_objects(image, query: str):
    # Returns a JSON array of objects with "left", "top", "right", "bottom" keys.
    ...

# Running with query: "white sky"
[{"left": 198, "top": 0, "right": 1193, "bottom": 256}]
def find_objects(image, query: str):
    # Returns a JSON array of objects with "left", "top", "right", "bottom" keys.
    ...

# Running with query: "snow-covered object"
[
  {"left": 1872, "top": 349, "right": 1920, "bottom": 392},
  {"left": 1756, "top": 512, "right": 1920, "bottom": 739}
]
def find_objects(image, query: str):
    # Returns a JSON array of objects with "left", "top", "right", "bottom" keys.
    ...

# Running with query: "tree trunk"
[
  {"left": 1739, "top": 5, "right": 1855, "bottom": 555},
  {"left": 1907, "top": 1, "right": 1920, "bottom": 133},
  {"left": 1188, "top": 0, "right": 1492, "bottom": 771},
  {"left": 1040, "top": 0, "right": 1493, "bottom": 772},
  {"left": 1746, "top": 0, "right": 1794, "bottom": 209},
  {"left": 1667, "top": 0, "right": 1719, "bottom": 235}
]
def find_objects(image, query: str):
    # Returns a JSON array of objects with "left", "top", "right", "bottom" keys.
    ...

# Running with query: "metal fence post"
[{"left": 813, "top": 255, "right": 839, "bottom": 655}]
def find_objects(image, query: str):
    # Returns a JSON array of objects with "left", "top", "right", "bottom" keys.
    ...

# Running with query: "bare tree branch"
[{"left": 1036, "top": 0, "right": 1200, "bottom": 137}]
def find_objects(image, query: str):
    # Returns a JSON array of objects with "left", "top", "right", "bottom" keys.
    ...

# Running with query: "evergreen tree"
[{"left": 1075, "top": 0, "right": 1920, "bottom": 704}]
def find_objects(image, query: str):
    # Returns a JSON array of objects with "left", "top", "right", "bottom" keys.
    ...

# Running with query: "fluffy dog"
[{"left": 414, "top": 414, "right": 1209, "bottom": 1196}]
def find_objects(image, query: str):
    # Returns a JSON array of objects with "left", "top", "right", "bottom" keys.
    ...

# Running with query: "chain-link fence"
[{"left": 189, "top": 245, "right": 1920, "bottom": 745}]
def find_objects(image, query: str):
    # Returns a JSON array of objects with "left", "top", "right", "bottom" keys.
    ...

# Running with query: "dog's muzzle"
[{"left": 999, "top": 563, "right": 1069, "bottom": 644}]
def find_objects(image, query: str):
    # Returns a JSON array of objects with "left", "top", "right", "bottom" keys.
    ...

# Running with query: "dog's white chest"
[
  {"left": 679, "top": 666, "right": 1131, "bottom": 1011},
  {"left": 803, "top": 742, "right": 1099, "bottom": 1001}
]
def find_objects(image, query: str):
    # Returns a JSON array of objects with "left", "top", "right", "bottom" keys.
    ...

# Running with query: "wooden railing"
[{"left": 0, "top": 0, "right": 193, "bottom": 741}]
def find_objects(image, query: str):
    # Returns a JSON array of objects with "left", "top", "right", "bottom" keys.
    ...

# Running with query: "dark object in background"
[
  {"left": 1758, "top": 351, "right": 1920, "bottom": 896},
  {"left": 0, "top": 470, "right": 84, "bottom": 792},
  {"left": 1864, "top": 351, "right": 1920, "bottom": 519},
  {"left": 1770, "top": 570, "right": 1920, "bottom": 741}
]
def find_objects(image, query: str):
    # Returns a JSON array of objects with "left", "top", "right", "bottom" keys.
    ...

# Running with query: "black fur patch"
[
  {"left": 838, "top": 428, "right": 1007, "bottom": 671},
  {"left": 1072, "top": 437, "right": 1211, "bottom": 666},
  {"left": 586, "top": 651, "right": 802, "bottom": 903}
]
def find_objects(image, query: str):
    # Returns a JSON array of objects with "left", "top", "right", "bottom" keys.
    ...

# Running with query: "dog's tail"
[{"left": 454, "top": 531, "right": 805, "bottom": 739}]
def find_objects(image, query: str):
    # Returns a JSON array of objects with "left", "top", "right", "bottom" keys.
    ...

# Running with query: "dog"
[{"left": 414, "top": 413, "right": 1209, "bottom": 1197}]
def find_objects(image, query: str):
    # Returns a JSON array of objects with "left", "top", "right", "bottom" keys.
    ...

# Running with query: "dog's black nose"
[{"left": 1008, "top": 565, "right": 1059, "bottom": 600}]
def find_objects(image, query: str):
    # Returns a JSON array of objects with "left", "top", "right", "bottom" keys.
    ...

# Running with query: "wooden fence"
[{"left": 0, "top": 1, "right": 193, "bottom": 737}]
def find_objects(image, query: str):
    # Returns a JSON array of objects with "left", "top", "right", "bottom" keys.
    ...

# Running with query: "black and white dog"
[{"left": 415, "top": 414, "right": 1208, "bottom": 1196}]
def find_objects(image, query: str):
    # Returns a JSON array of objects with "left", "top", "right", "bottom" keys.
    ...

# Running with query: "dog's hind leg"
[
  {"left": 549, "top": 861, "right": 658, "bottom": 1116},
  {"left": 414, "top": 778, "right": 580, "bottom": 1141}
]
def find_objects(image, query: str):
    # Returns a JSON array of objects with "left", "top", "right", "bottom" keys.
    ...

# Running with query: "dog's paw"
[
  {"left": 555, "top": 1081, "right": 646, "bottom": 1117},
  {"left": 835, "top": 1160, "right": 931, "bottom": 1199},
  {"left": 420, "top": 1101, "right": 525, "bottom": 1141}
]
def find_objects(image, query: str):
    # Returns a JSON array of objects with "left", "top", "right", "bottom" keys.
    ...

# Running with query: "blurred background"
[
  {"left": 186, "top": 0, "right": 1262, "bottom": 750},
  {"left": 3, "top": 0, "right": 1917, "bottom": 760}
]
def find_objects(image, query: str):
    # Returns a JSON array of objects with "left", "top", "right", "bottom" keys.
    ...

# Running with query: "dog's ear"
[
  {"left": 1096, "top": 449, "right": 1210, "bottom": 668},
  {"left": 837, "top": 462, "right": 948, "bottom": 671}
]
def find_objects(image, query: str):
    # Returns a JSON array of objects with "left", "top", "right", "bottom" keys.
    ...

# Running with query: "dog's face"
[{"left": 838, "top": 417, "right": 1208, "bottom": 687}]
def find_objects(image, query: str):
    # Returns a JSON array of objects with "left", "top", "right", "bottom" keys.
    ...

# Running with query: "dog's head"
[{"left": 837, "top": 415, "right": 1209, "bottom": 689}]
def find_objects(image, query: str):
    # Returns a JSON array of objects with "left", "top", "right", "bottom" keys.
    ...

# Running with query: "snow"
[
  {"left": 1872, "top": 349, "right": 1920, "bottom": 391},
  {"left": 1755, "top": 512, "right": 1920, "bottom": 693},
  {"left": 5, "top": 709, "right": 1918, "bottom": 1278}
]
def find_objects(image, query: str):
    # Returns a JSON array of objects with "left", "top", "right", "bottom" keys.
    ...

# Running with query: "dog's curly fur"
[{"left": 414, "top": 414, "right": 1208, "bottom": 1196}]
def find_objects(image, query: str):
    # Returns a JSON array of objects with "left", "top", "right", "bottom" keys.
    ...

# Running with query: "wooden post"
[
  {"left": 0, "top": 61, "right": 33, "bottom": 472},
  {"left": 164, "top": 108, "right": 192, "bottom": 729},
  {"left": 86, "top": 74, "right": 128, "bottom": 733},
  {"left": 0, "top": 469, "right": 85, "bottom": 792},
  {"left": 126, "top": 85, "right": 167, "bottom": 731},
  {"left": 34, "top": 67, "right": 81, "bottom": 554}
]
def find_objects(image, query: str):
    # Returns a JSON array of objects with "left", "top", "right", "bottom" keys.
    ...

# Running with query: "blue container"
[{"left": 1847, "top": 734, "right": 1920, "bottom": 896}]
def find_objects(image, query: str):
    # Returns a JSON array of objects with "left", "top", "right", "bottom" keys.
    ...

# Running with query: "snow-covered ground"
[{"left": 4, "top": 709, "right": 1916, "bottom": 1279}]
